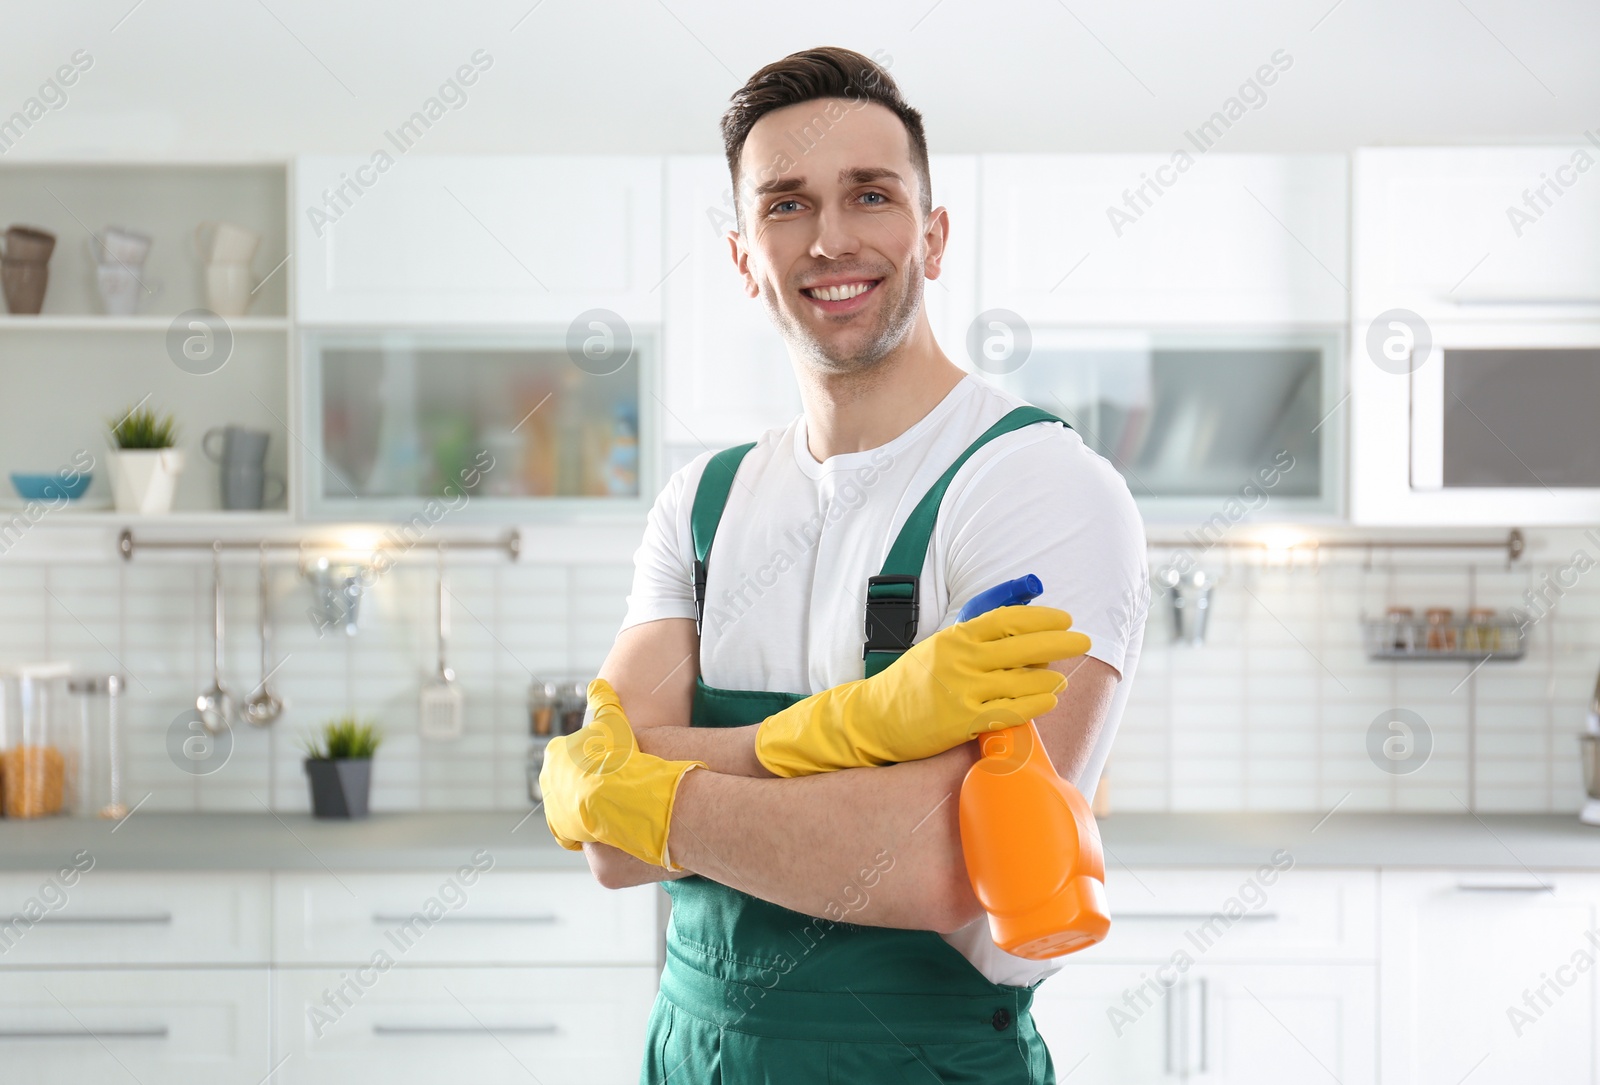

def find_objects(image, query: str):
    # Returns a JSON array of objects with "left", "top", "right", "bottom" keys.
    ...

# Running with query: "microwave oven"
[{"left": 1352, "top": 318, "right": 1600, "bottom": 523}]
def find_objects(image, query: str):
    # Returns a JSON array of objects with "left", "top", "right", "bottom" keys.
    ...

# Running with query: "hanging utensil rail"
[{"left": 116, "top": 528, "right": 522, "bottom": 562}]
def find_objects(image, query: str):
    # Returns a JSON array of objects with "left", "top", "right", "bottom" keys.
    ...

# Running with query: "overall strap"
[
  {"left": 862, "top": 406, "right": 1068, "bottom": 678},
  {"left": 689, "top": 443, "right": 756, "bottom": 636}
]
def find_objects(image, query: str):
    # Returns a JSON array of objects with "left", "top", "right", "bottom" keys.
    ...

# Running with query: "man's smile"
[{"left": 799, "top": 277, "right": 883, "bottom": 313}]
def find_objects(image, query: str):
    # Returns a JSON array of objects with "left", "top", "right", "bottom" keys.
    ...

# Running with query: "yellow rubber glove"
[
  {"left": 754, "top": 605, "right": 1090, "bottom": 778},
  {"left": 539, "top": 678, "right": 706, "bottom": 870}
]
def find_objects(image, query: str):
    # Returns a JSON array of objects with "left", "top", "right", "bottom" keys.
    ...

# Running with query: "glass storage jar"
[
  {"left": 68, "top": 674, "right": 127, "bottom": 819},
  {"left": 0, "top": 663, "right": 74, "bottom": 818},
  {"left": 1424, "top": 608, "right": 1456, "bottom": 652}
]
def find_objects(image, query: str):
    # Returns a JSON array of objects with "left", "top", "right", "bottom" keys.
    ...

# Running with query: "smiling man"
[{"left": 540, "top": 46, "right": 1148, "bottom": 1083}]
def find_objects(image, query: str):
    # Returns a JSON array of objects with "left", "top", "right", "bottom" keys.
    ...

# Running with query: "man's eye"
[
  {"left": 771, "top": 199, "right": 801, "bottom": 214},
  {"left": 860, "top": 192, "right": 887, "bottom": 205}
]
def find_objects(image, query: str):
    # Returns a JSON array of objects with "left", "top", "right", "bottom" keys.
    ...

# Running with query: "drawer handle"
[
  {"left": 1117, "top": 912, "right": 1280, "bottom": 922},
  {"left": 3, "top": 913, "right": 173, "bottom": 925},
  {"left": 372, "top": 1024, "right": 559, "bottom": 1036},
  {"left": 0, "top": 1026, "right": 168, "bottom": 1040},
  {"left": 1453, "top": 883, "right": 1554, "bottom": 893},
  {"left": 370, "top": 913, "right": 560, "bottom": 925}
]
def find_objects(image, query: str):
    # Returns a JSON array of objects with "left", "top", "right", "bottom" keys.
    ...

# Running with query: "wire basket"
[{"left": 1360, "top": 617, "right": 1525, "bottom": 661}]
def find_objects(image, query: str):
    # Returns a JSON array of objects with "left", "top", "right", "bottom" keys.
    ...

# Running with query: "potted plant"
[
  {"left": 303, "top": 714, "right": 382, "bottom": 819},
  {"left": 107, "top": 404, "right": 184, "bottom": 514}
]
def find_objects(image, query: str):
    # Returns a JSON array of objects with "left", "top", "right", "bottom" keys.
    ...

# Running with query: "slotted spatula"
[{"left": 420, "top": 546, "right": 463, "bottom": 740}]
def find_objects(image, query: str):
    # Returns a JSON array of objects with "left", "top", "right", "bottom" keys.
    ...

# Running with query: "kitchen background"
[{"left": 5, "top": 5, "right": 1600, "bottom": 1085}]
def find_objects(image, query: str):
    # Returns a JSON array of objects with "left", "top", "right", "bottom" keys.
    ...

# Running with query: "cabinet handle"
[
  {"left": 1119, "top": 912, "right": 1279, "bottom": 922},
  {"left": 1197, "top": 977, "right": 1209, "bottom": 1074},
  {"left": 370, "top": 913, "right": 559, "bottom": 925},
  {"left": 0, "top": 1026, "right": 168, "bottom": 1040},
  {"left": 3, "top": 913, "right": 172, "bottom": 925},
  {"left": 1452, "top": 883, "right": 1554, "bottom": 894},
  {"left": 372, "top": 1023, "right": 559, "bottom": 1036}
]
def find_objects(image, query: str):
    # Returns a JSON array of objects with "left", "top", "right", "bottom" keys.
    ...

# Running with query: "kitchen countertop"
[{"left": 0, "top": 811, "right": 1595, "bottom": 872}]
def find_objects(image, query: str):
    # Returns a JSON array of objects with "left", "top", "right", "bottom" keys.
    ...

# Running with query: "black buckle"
[
  {"left": 692, "top": 558, "right": 708, "bottom": 636},
  {"left": 863, "top": 574, "right": 919, "bottom": 658}
]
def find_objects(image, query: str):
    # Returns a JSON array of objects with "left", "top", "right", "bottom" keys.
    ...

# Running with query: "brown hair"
[{"left": 720, "top": 47, "right": 931, "bottom": 233}]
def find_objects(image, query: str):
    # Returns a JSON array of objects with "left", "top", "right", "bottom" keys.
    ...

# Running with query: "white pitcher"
[{"left": 195, "top": 221, "right": 260, "bottom": 316}]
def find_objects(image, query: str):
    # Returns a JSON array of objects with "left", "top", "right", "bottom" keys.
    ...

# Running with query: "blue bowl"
[{"left": 10, "top": 471, "right": 92, "bottom": 502}]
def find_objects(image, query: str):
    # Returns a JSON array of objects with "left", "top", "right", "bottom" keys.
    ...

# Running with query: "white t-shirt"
[{"left": 620, "top": 371, "right": 1150, "bottom": 987}]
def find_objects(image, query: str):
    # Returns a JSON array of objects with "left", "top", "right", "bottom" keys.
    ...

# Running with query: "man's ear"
[
  {"left": 923, "top": 205, "right": 950, "bottom": 282},
  {"left": 727, "top": 230, "right": 760, "bottom": 299}
]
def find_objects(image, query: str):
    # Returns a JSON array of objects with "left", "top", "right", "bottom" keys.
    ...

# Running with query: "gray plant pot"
[{"left": 304, "top": 757, "right": 372, "bottom": 818}]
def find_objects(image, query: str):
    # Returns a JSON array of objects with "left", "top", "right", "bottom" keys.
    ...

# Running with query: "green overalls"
[{"left": 638, "top": 406, "right": 1069, "bottom": 1085}]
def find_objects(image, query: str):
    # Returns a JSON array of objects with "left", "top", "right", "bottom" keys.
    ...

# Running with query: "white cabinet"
[
  {"left": 1034, "top": 961, "right": 1376, "bottom": 1085},
  {"left": 660, "top": 154, "right": 978, "bottom": 455},
  {"left": 660, "top": 154, "right": 800, "bottom": 452},
  {"left": 1380, "top": 871, "right": 1600, "bottom": 1085},
  {"left": 1032, "top": 961, "right": 1173, "bottom": 1083},
  {"left": 1032, "top": 867, "right": 1378, "bottom": 1083},
  {"left": 272, "top": 870, "right": 657, "bottom": 965},
  {"left": 0, "top": 871, "right": 270, "bottom": 966},
  {"left": 0, "top": 969, "right": 270, "bottom": 1085},
  {"left": 295, "top": 155, "right": 663, "bottom": 325},
  {"left": 272, "top": 965, "right": 656, "bottom": 1085},
  {"left": 1096, "top": 866, "right": 1377, "bottom": 962},
  {"left": 979, "top": 154, "right": 1349, "bottom": 326},
  {"left": 1352, "top": 146, "right": 1600, "bottom": 324}
]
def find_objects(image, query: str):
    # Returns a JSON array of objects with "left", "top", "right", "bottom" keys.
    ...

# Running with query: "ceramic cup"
[
  {"left": 202, "top": 424, "right": 284, "bottom": 509},
  {"left": 1, "top": 225, "right": 57, "bottom": 315}
]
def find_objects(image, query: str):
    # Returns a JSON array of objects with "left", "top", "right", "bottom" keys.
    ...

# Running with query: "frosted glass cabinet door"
[
  {"left": 301, "top": 329, "right": 654, "bottom": 520},
  {"left": 988, "top": 327, "right": 1344, "bottom": 522}
]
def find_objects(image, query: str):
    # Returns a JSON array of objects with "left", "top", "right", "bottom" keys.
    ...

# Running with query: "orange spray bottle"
[{"left": 957, "top": 575, "right": 1111, "bottom": 959}]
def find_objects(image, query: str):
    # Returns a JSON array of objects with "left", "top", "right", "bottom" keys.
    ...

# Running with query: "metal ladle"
[
  {"left": 196, "top": 543, "right": 234, "bottom": 734},
  {"left": 244, "top": 542, "right": 283, "bottom": 726}
]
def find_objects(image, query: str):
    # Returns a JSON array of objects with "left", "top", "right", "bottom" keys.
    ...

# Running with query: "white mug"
[
  {"left": 96, "top": 264, "right": 163, "bottom": 316},
  {"left": 92, "top": 227, "right": 152, "bottom": 268}
]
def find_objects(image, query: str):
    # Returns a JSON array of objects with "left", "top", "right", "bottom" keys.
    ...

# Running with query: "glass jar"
[
  {"left": 558, "top": 678, "right": 591, "bottom": 735},
  {"left": 68, "top": 674, "right": 126, "bottom": 819},
  {"left": 1466, "top": 608, "right": 1499, "bottom": 653},
  {"left": 1425, "top": 608, "right": 1455, "bottom": 652},
  {"left": 526, "top": 735, "right": 551, "bottom": 804},
  {"left": 0, "top": 663, "right": 74, "bottom": 818},
  {"left": 527, "top": 678, "right": 559, "bottom": 738},
  {"left": 1384, "top": 606, "right": 1415, "bottom": 653}
]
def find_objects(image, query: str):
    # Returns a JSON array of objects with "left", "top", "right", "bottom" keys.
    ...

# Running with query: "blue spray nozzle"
[{"left": 958, "top": 574, "right": 1044, "bottom": 623}]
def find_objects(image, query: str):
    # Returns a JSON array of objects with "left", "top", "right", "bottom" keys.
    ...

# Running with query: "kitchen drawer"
[
  {"left": 273, "top": 870, "right": 657, "bottom": 966},
  {"left": 0, "top": 968, "right": 269, "bottom": 1085},
  {"left": 1089, "top": 867, "right": 1377, "bottom": 963},
  {"left": 0, "top": 871, "right": 270, "bottom": 966},
  {"left": 273, "top": 965, "right": 657, "bottom": 1085}
]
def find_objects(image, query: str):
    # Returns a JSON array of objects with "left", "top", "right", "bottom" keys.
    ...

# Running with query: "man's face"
[{"left": 728, "top": 99, "right": 946, "bottom": 375}]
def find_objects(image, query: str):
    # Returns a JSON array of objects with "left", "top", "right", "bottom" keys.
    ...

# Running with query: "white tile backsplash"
[
  {"left": 1112, "top": 553, "right": 1600, "bottom": 816},
  {"left": 2, "top": 537, "right": 1597, "bottom": 816}
]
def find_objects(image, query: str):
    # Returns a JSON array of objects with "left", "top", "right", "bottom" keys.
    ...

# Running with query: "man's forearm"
[
  {"left": 635, "top": 722, "right": 773, "bottom": 778},
  {"left": 664, "top": 743, "right": 985, "bottom": 932}
]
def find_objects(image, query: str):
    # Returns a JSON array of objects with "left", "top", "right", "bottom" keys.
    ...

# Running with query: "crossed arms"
[{"left": 578, "top": 615, "right": 1118, "bottom": 933}]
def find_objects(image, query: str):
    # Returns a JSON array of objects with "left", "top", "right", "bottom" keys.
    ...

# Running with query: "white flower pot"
[{"left": 111, "top": 448, "right": 185, "bottom": 515}]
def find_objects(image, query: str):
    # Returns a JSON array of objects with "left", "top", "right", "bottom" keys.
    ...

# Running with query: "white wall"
[{"left": 0, "top": 0, "right": 1596, "bottom": 162}]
